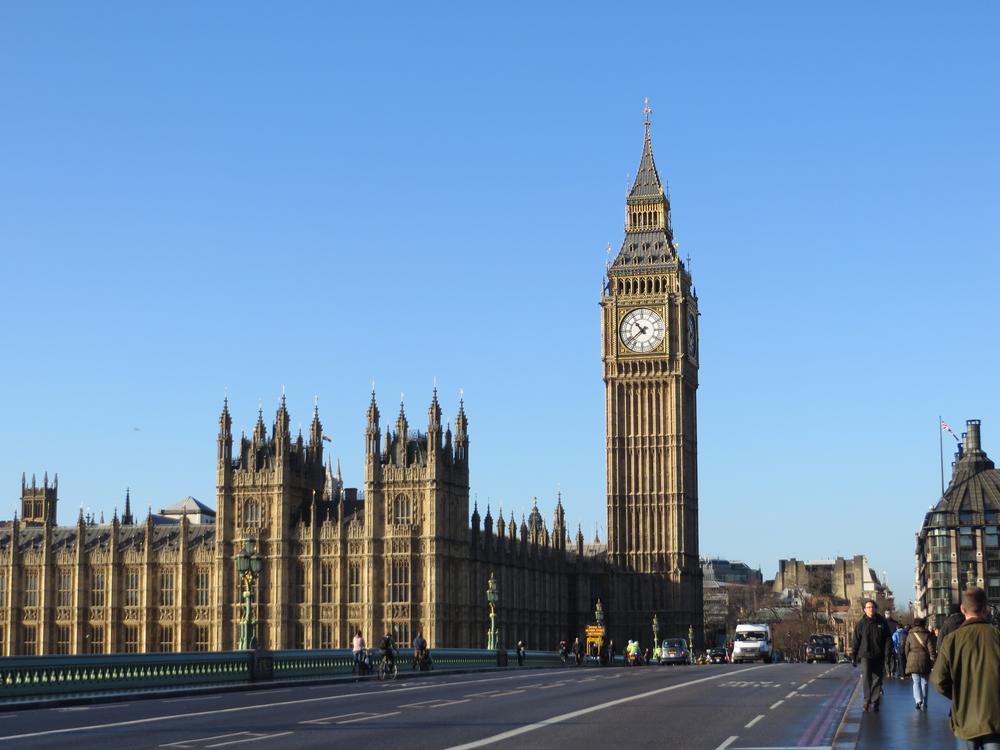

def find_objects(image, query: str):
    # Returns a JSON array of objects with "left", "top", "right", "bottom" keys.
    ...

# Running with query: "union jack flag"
[{"left": 942, "top": 420, "right": 960, "bottom": 442}]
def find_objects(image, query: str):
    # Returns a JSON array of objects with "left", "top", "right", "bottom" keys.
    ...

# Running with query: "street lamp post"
[
  {"left": 486, "top": 572, "right": 499, "bottom": 651},
  {"left": 652, "top": 613, "right": 660, "bottom": 654},
  {"left": 236, "top": 539, "right": 262, "bottom": 650}
]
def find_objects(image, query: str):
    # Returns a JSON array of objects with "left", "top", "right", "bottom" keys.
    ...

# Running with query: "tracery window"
[
  {"left": 196, "top": 567, "right": 211, "bottom": 607},
  {"left": 243, "top": 498, "right": 261, "bottom": 527},
  {"left": 125, "top": 568, "right": 140, "bottom": 607},
  {"left": 391, "top": 494, "right": 412, "bottom": 525},
  {"left": 295, "top": 563, "right": 307, "bottom": 604},
  {"left": 321, "top": 564, "right": 334, "bottom": 604},
  {"left": 160, "top": 571, "right": 175, "bottom": 607},
  {"left": 90, "top": 570, "right": 106, "bottom": 607},
  {"left": 57, "top": 569, "right": 73, "bottom": 607},
  {"left": 388, "top": 560, "right": 410, "bottom": 603},
  {"left": 348, "top": 563, "right": 361, "bottom": 603},
  {"left": 24, "top": 570, "right": 38, "bottom": 607}
]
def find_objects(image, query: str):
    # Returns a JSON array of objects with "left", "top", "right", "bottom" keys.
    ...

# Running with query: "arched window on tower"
[
  {"left": 391, "top": 494, "right": 412, "bottom": 525},
  {"left": 243, "top": 499, "right": 261, "bottom": 528}
]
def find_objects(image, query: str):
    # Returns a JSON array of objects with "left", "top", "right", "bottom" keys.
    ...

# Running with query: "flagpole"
[{"left": 939, "top": 415, "right": 945, "bottom": 497}]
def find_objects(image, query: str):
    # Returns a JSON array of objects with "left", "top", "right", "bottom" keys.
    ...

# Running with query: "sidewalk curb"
[{"left": 831, "top": 673, "right": 863, "bottom": 749}]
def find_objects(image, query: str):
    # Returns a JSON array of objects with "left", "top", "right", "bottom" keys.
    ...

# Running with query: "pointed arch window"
[
  {"left": 243, "top": 499, "right": 261, "bottom": 527},
  {"left": 388, "top": 560, "right": 410, "bottom": 603},
  {"left": 391, "top": 494, "right": 412, "bottom": 525}
]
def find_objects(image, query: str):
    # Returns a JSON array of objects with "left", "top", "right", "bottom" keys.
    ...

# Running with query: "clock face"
[
  {"left": 620, "top": 308, "right": 665, "bottom": 353},
  {"left": 687, "top": 313, "right": 697, "bottom": 356}
]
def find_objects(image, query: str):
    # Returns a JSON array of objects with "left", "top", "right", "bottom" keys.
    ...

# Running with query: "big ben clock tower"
[{"left": 601, "top": 101, "right": 702, "bottom": 643}]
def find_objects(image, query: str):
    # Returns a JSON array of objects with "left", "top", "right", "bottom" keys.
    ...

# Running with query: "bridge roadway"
[{"left": 0, "top": 662, "right": 859, "bottom": 750}]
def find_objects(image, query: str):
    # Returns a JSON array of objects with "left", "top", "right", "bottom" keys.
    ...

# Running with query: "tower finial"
[{"left": 644, "top": 97, "right": 652, "bottom": 134}]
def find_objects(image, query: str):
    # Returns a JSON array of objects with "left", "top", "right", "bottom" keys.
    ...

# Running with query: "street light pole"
[
  {"left": 236, "top": 539, "right": 262, "bottom": 650},
  {"left": 486, "top": 571, "right": 499, "bottom": 651}
]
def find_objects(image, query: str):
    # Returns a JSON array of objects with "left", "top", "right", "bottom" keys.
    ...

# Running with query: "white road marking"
[
  {"left": 745, "top": 714, "right": 765, "bottom": 728},
  {"left": 299, "top": 713, "right": 365, "bottom": 725},
  {"left": 165, "top": 696, "right": 223, "bottom": 703},
  {"left": 786, "top": 691, "right": 798, "bottom": 698},
  {"left": 488, "top": 689, "right": 525, "bottom": 697},
  {"left": 714, "top": 737, "right": 739, "bottom": 750},
  {"left": 162, "top": 733, "right": 244, "bottom": 748},
  {"left": 336, "top": 711, "right": 400, "bottom": 724},
  {"left": 253, "top": 689, "right": 291, "bottom": 695},
  {"left": 770, "top": 699, "right": 784, "bottom": 709},
  {"left": 431, "top": 699, "right": 470, "bottom": 708},
  {"left": 206, "top": 733, "right": 293, "bottom": 748},
  {"left": 0, "top": 670, "right": 572, "bottom": 742},
  {"left": 440, "top": 666, "right": 767, "bottom": 750},
  {"left": 798, "top": 684, "right": 808, "bottom": 690}
]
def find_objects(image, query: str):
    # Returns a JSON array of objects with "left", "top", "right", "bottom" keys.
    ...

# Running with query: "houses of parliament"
[{"left": 0, "top": 109, "right": 703, "bottom": 656}]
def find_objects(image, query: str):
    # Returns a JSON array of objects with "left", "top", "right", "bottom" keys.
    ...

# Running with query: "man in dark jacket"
[
  {"left": 938, "top": 603, "right": 965, "bottom": 643},
  {"left": 931, "top": 587, "right": 1000, "bottom": 749},
  {"left": 852, "top": 599, "right": 891, "bottom": 712}
]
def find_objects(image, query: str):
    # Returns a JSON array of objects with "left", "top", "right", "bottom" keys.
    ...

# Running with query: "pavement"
[{"left": 840, "top": 671, "right": 956, "bottom": 750}]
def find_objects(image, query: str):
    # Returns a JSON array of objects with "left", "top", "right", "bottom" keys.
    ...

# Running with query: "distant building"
[
  {"left": 702, "top": 558, "right": 763, "bottom": 586},
  {"left": 915, "top": 420, "right": 1000, "bottom": 627},
  {"left": 772, "top": 555, "right": 893, "bottom": 612}
]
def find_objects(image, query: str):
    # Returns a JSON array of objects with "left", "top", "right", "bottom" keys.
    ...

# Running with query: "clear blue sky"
[{"left": 1, "top": 3, "right": 997, "bottom": 608}]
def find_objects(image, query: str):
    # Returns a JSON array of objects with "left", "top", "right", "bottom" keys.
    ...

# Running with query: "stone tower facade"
[
  {"left": 20, "top": 473, "right": 58, "bottom": 527},
  {"left": 600, "top": 104, "right": 702, "bottom": 644}
]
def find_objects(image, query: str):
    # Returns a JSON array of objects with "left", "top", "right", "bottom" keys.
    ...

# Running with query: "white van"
[{"left": 732, "top": 623, "right": 772, "bottom": 664}]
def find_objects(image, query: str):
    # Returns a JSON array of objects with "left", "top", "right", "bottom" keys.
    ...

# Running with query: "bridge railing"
[
  {"left": 0, "top": 647, "right": 568, "bottom": 702},
  {"left": 0, "top": 651, "right": 252, "bottom": 700}
]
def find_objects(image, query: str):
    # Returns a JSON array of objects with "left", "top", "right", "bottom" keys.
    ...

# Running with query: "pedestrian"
[
  {"left": 904, "top": 617, "right": 936, "bottom": 710},
  {"left": 608, "top": 639, "right": 616, "bottom": 664},
  {"left": 559, "top": 638, "right": 569, "bottom": 664},
  {"left": 884, "top": 611, "right": 899, "bottom": 678},
  {"left": 852, "top": 598, "right": 891, "bottom": 712},
  {"left": 931, "top": 587, "right": 1000, "bottom": 749},
  {"left": 352, "top": 629, "right": 366, "bottom": 675},
  {"left": 517, "top": 639, "right": 526, "bottom": 666},
  {"left": 573, "top": 636, "right": 583, "bottom": 665},
  {"left": 939, "top": 603, "right": 965, "bottom": 644},
  {"left": 892, "top": 623, "right": 909, "bottom": 681}
]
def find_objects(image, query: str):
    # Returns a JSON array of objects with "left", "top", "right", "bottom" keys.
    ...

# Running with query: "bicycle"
[{"left": 377, "top": 651, "right": 397, "bottom": 681}]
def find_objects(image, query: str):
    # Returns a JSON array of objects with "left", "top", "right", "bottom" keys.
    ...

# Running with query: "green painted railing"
[
  {"left": 0, "top": 647, "right": 575, "bottom": 702},
  {"left": 0, "top": 651, "right": 252, "bottom": 700}
]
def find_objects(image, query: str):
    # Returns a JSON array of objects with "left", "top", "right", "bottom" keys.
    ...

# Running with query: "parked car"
[
  {"left": 659, "top": 638, "right": 692, "bottom": 665},
  {"left": 805, "top": 634, "right": 837, "bottom": 664},
  {"left": 707, "top": 647, "right": 728, "bottom": 664}
]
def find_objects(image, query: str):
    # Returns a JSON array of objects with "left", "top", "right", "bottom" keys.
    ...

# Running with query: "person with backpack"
[
  {"left": 893, "top": 624, "right": 909, "bottom": 682},
  {"left": 904, "top": 617, "right": 936, "bottom": 710}
]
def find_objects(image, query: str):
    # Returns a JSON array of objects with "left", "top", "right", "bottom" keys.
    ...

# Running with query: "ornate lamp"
[
  {"left": 237, "top": 539, "right": 262, "bottom": 650},
  {"left": 486, "top": 572, "right": 499, "bottom": 650},
  {"left": 595, "top": 598, "right": 604, "bottom": 626}
]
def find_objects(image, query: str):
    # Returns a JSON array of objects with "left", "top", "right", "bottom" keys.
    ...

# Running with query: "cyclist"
[
  {"left": 413, "top": 631, "right": 428, "bottom": 671},
  {"left": 380, "top": 632, "right": 396, "bottom": 672}
]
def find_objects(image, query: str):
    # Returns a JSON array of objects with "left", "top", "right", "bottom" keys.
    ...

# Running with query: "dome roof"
[{"left": 937, "top": 420, "right": 1000, "bottom": 514}]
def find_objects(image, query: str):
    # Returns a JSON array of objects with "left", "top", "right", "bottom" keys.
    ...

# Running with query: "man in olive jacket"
[
  {"left": 931, "top": 587, "right": 1000, "bottom": 749},
  {"left": 852, "top": 599, "right": 890, "bottom": 711}
]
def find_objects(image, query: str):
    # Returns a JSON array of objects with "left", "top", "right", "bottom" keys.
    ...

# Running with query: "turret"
[
  {"left": 274, "top": 393, "right": 291, "bottom": 457},
  {"left": 366, "top": 390, "right": 381, "bottom": 458},
  {"left": 553, "top": 492, "right": 566, "bottom": 552},
  {"left": 454, "top": 396, "right": 469, "bottom": 463},
  {"left": 309, "top": 398, "right": 323, "bottom": 447},
  {"left": 122, "top": 488, "right": 135, "bottom": 526},
  {"left": 21, "top": 470, "right": 58, "bottom": 526},
  {"left": 484, "top": 503, "right": 494, "bottom": 538},
  {"left": 218, "top": 397, "right": 233, "bottom": 465},
  {"left": 426, "top": 388, "right": 442, "bottom": 453}
]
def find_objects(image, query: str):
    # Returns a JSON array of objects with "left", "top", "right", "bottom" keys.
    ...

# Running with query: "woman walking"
[{"left": 904, "top": 617, "right": 936, "bottom": 710}]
